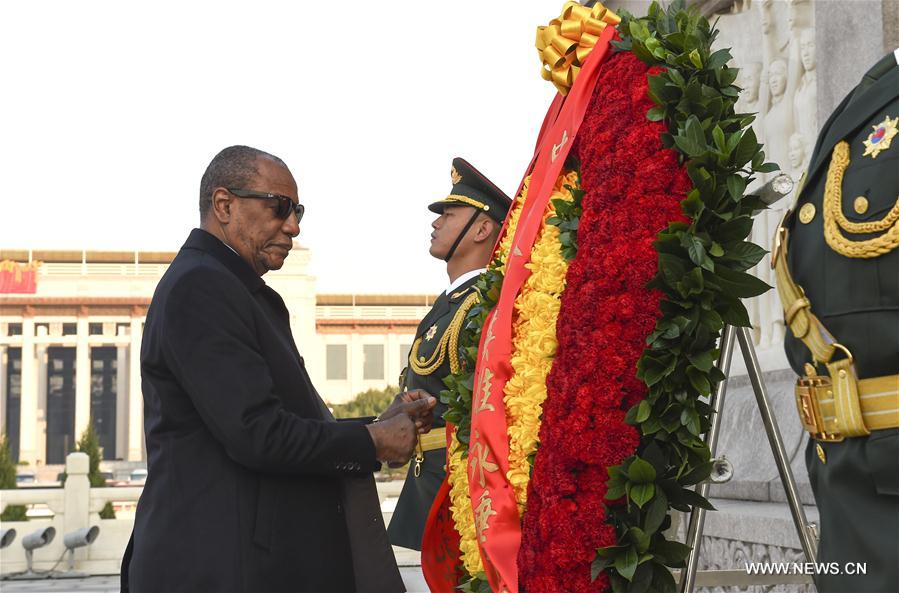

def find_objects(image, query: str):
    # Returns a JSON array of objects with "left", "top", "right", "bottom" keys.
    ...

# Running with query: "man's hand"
[
  {"left": 365, "top": 399, "right": 435, "bottom": 464},
  {"left": 378, "top": 390, "right": 437, "bottom": 434}
]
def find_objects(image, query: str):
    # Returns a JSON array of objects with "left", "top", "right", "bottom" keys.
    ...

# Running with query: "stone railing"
[
  {"left": 0, "top": 453, "right": 141, "bottom": 575},
  {"left": 1, "top": 454, "right": 409, "bottom": 578}
]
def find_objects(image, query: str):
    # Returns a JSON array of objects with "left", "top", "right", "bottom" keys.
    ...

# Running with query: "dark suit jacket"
[{"left": 123, "top": 228, "right": 383, "bottom": 593}]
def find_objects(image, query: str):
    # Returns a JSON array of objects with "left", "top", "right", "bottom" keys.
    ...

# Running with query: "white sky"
[{"left": 0, "top": 1, "right": 560, "bottom": 293}]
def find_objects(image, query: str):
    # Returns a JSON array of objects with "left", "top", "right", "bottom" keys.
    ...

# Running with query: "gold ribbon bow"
[{"left": 535, "top": 1, "right": 620, "bottom": 96}]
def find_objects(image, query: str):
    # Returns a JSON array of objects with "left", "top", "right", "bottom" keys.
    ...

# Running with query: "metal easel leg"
[
  {"left": 678, "top": 325, "right": 818, "bottom": 592},
  {"left": 735, "top": 326, "right": 818, "bottom": 566},
  {"left": 678, "top": 325, "right": 736, "bottom": 593}
]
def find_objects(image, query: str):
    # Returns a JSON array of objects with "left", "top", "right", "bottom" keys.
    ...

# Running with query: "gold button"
[
  {"left": 816, "top": 443, "right": 826, "bottom": 464},
  {"left": 838, "top": 369, "right": 847, "bottom": 379},
  {"left": 799, "top": 203, "right": 816, "bottom": 224},
  {"left": 853, "top": 196, "right": 869, "bottom": 214}
]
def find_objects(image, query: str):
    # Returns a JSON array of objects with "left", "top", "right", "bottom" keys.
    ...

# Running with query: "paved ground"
[{"left": 0, "top": 566, "right": 428, "bottom": 592}]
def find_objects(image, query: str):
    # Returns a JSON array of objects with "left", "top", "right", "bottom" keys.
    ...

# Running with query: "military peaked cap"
[{"left": 428, "top": 157, "right": 512, "bottom": 224}]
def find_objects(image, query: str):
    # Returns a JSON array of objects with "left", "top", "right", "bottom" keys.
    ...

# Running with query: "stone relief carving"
[
  {"left": 714, "top": 0, "right": 816, "bottom": 351},
  {"left": 697, "top": 536, "right": 816, "bottom": 593}
]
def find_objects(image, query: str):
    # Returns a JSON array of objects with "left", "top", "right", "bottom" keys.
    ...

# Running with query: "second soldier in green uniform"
[{"left": 387, "top": 157, "right": 511, "bottom": 551}]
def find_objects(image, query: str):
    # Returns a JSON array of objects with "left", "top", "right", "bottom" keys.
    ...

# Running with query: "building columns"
[
  {"left": 18, "top": 317, "right": 37, "bottom": 464},
  {"left": 127, "top": 317, "right": 144, "bottom": 461},
  {"left": 0, "top": 344, "right": 6, "bottom": 434},
  {"left": 74, "top": 317, "right": 91, "bottom": 443},
  {"left": 116, "top": 332, "right": 128, "bottom": 460}
]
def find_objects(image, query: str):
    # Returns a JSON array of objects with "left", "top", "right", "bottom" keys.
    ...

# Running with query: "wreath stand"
[{"left": 677, "top": 324, "right": 820, "bottom": 592}]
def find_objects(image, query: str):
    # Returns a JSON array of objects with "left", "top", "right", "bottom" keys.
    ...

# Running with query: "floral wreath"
[{"left": 425, "top": 2, "right": 775, "bottom": 592}]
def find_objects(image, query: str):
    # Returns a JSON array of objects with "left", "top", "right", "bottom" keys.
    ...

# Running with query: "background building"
[{"left": 0, "top": 245, "right": 434, "bottom": 466}]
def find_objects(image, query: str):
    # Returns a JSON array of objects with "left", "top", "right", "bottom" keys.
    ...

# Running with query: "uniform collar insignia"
[{"left": 862, "top": 115, "right": 898, "bottom": 158}]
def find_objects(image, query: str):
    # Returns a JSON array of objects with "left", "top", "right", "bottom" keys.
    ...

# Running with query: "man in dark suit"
[
  {"left": 387, "top": 158, "right": 512, "bottom": 551},
  {"left": 122, "top": 145, "right": 436, "bottom": 593},
  {"left": 775, "top": 51, "right": 899, "bottom": 592}
]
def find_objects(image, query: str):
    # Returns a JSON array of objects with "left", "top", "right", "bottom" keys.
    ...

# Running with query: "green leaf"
[
  {"left": 647, "top": 106, "right": 666, "bottom": 121},
  {"left": 652, "top": 562, "right": 677, "bottom": 593},
  {"left": 680, "top": 405, "right": 702, "bottom": 434},
  {"left": 654, "top": 539, "right": 693, "bottom": 566},
  {"left": 615, "top": 546, "right": 639, "bottom": 582},
  {"left": 714, "top": 266, "right": 771, "bottom": 298},
  {"left": 688, "top": 48, "right": 702, "bottom": 68},
  {"left": 631, "top": 562, "right": 654, "bottom": 593},
  {"left": 625, "top": 526, "right": 652, "bottom": 553},
  {"left": 684, "top": 236, "right": 712, "bottom": 271},
  {"left": 721, "top": 241, "right": 767, "bottom": 271},
  {"left": 676, "top": 266, "right": 704, "bottom": 296},
  {"left": 630, "top": 483, "right": 656, "bottom": 508},
  {"left": 684, "top": 115, "right": 706, "bottom": 153},
  {"left": 717, "top": 67, "right": 739, "bottom": 87},
  {"left": 687, "top": 350, "right": 714, "bottom": 372},
  {"left": 686, "top": 367, "right": 711, "bottom": 396},
  {"left": 606, "top": 480, "right": 628, "bottom": 500},
  {"left": 635, "top": 400, "right": 652, "bottom": 423},
  {"left": 679, "top": 460, "right": 714, "bottom": 485},
  {"left": 637, "top": 351, "right": 676, "bottom": 386},
  {"left": 706, "top": 48, "right": 732, "bottom": 70},
  {"left": 597, "top": 543, "right": 627, "bottom": 558},
  {"left": 709, "top": 241, "right": 724, "bottom": 257},
  {"left": 681, "top": 190, "right": 703, "bottom": 218},
  {"left": 718, "top": 294, "right": 751, "bottom": 326},
  {"left": 628, "top": 457, "right": 658, "bottom": 483},
  {"left": 715, "top": 215, "right": 753, "bottom": 243},
  {"left": 726, "top": 174, "right": 746, "bottom": 201},
  {"left": 592, "top": 554, "right": 614, "bottom": 582},
  {"left": 711, "top": 125, "right": 725, "bottom": 152},
  {"left": 680, "top": 487, "right": 716, "bottom": 510},
  {"left": 630, "top": 19, "right": 651, "bottom": 42},
  {"left": 732, "top": 126, "right": 758, "bottom": 167},
  {"left": 645, "top": 488, "right": 669, "bottom": 534}
]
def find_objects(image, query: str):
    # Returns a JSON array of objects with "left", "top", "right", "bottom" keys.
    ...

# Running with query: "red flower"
[{"left": 518, "top": 51, "right": 689, "bottom": 591}]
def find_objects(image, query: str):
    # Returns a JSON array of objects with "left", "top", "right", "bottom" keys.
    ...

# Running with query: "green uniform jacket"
[
  {"left": 783, "top": 54, "right": 898, "bottom": 593},
  {"left": 387, "top": 276, "right": 479, "bottom": 551}
]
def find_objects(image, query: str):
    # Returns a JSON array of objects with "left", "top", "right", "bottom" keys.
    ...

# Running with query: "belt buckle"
[{"left": 795, "top": 376, "right": 843, "bottom": 442}]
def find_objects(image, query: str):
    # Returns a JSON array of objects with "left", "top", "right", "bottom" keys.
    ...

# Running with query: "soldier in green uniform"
[
  {"left": 387, "top": 157, "right": 512, "bottom": 551},
  {"left": 774, "top": 51, "right": 899, "bottom": 592}
]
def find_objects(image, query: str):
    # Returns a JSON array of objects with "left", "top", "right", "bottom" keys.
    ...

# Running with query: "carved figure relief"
[{"left": 712, "top": 0, "right": 816, "bottom": 350}]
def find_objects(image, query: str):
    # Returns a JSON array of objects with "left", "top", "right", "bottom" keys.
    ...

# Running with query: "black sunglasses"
[{"left": 226, "top": 188, "right": 304, "bottom": 223}]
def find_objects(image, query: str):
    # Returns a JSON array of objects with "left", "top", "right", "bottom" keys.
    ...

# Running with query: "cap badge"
[
  {"left": 450, "top": 167, "right": 463, "bottom": 185},
  {"left": 862, "top": 115, "right": 897, "bottom": 159}
]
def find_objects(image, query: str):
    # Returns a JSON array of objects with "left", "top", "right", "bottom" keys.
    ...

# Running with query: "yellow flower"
[
  {"left": 503, "top": 169, "right": 577, "bottom": 512},
  {"left": 447, "top": 431, "right": 484, "bottom": 575}
]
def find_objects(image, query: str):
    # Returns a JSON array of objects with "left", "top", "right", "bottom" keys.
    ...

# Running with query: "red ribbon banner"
[{"left": 468, "top": 26, "right": 617, "bottom": 593}]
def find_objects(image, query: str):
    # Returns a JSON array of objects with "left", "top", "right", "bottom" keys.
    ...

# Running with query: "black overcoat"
[{"left": 123, "top": 228, "right": 385, "bottom": 593}]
